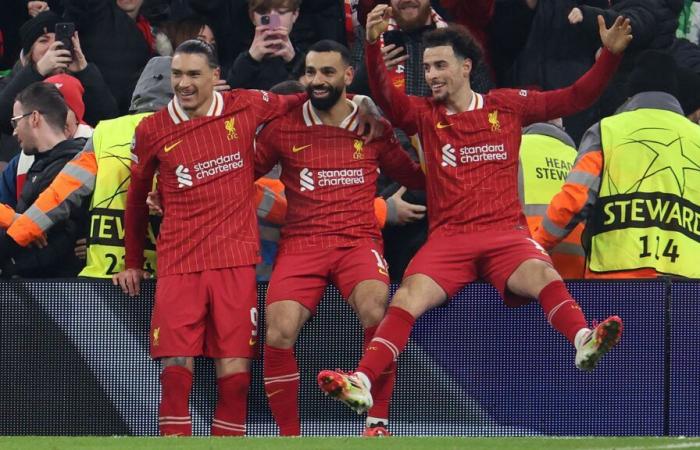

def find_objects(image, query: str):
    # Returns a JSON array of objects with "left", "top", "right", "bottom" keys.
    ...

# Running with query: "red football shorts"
[
  {"left": 266, "top": 243, "right": 390, "bottom": 314},
  {"left": 404, "top": 229, "right": 553, "bottom": 307},
  {"left": 149, "top": 266, "right": 259, "bottom": 359}
]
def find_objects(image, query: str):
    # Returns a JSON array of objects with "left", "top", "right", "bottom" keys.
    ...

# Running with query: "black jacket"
[
  {"left": 578, "top": 0, "right": 684, "bottom": 116},
  {"left": 227, "top": 51, "right": 303, "bottom": 90},
  {"left": 579, "top": 0, "right": 683, "bottom": 54},
  {"left": 0, "top": 62, "right": 118, "bottom": 134},
  {"left": 0, "top": 138, "right": 88, "bottom": 278},
  {"left": 62, "top": 0, "right": 152, "bottom": 115},
  {"left": 511, "top": 0, "right": 608, "bottom": 144},
  {"left": 189, "top": 0, "right": 347, "bottom": 74}
]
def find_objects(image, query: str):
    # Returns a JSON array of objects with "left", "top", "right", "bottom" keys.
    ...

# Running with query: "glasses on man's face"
[{"left": 10, "top": 111, "right": 34, "bottom": 130}]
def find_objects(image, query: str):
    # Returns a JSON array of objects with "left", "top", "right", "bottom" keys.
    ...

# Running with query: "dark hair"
[
  {"left": 626, "top": 50, "right": 679, "bottom": 98},
  {"left": 306, "top": 39, "right": 352, "bottom": 66},
  {"left": 248, "top": 0, "right": 301, "bottom": 15},
  {"left": 270, "top": 80, "right": 306, "bottom": 94},
  {"left": 15, "top": 82, "right": 67, "bottom": 132},
  {"left": 423, "top": 25, "right": 482, "bottom": 68},
  {"left": 162, "top": 15, "right": 214, "bottom": 50},
  {"left": 173, "top": 39, "right": 219, "bottom": 69}
]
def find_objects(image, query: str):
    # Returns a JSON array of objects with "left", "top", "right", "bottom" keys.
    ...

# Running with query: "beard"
[
  {"left": 394, "top": 0, "right": 432, "bottom": 32},
  {"left": 307, "top": 83, "right": 344, "bottom": 111}
]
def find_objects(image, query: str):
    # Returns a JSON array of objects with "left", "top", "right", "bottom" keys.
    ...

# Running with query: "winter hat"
[
  {"left": 129, "top": 56, "right": 173, "bottom": 113},
  {"left": 676, "top": 66, "right": 700, "bottom": 116},
  {"left": 19, "top": 11, "right": 62, "bottom": 55},
  {"left": 626, "top": 50, "right": 679, "bottom": 98},
  {"left": 44, "top": 73, "right": 86, "bottom": 124}
]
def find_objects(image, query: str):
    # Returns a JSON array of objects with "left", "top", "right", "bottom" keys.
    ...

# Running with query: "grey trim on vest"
[
  {"left": 552, "top": 241, "right": 586, "bottom": 257},
  {"left": 542, "top": 215, "right": 570, "bottom": 239},
  {"left": 24, "top": 206, "right": 53, "bottom": 231},
  {"left": 523, "top": 123, "right": 576, "bottom": 148},
  {"left": 259, "top": 224, "right": 280, "bottom": 241},
  {"left": 522, "top": 204, "right": 548, "bottom": 217},
  {"left": 257, "top": 189, "right": 277, "bottom": 219},
  {"left": 566, "top": 171, "right": 600, "bottom": 191},
  {"left": 61, "top": 162, "right": 96, "bottom": 190},
  {"left": 578, "top": 123, "right": 603, "bottom": 157},
  {"left": 620, "top": 92, "right": 685, "bottom": 116}
]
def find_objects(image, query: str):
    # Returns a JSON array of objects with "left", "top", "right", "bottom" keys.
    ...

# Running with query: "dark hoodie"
[
  {"left": 575, "top": 0, "right": 684, "bottom": 116},
  {"left": 0, "top": 57, "right": 173, "bottom": 278},
  {"left": 3, "top": 138, "right": 87, "bottom": 277}
]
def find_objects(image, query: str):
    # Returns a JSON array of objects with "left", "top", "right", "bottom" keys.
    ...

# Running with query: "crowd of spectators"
[{"left": 1, "top": 0, "right": 700, "bottom": 280}]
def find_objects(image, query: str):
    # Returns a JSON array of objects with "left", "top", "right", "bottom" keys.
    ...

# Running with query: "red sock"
[
  {"left": 357, "top": 306, "right": 414, "bottom": 384},
  {"left": 211, "top": 372, "right": 250, "bottom": 436},
  {"left": 158, "top": 366, "right": 193, "bottom": 436},
  {"left": 538, "top": 280, "right": 588, "bottom": 344},
  {"left": 363, "top": 325, "right": 396, "bottom": 422},
  {"left": 264, "top": 345, "right": 301, "bottom": 436}
]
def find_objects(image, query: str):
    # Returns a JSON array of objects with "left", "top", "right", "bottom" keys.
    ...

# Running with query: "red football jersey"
[
  {"left": 366, "top": 40, "right": 621, "bottom": 237},
  {"left": 125, "top": 89, "right": 304, "bottom": 276},
  {"left": 255, "top": 100, "right": 425, "bottom": 254}
]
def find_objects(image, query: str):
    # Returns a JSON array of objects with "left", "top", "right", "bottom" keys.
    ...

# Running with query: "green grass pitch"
[{"left": 1, "top": 437, "right": 700, "bottom": 450}]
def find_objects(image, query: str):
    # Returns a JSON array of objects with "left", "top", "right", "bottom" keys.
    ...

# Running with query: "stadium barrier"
[{"left": 1, "top": 279, "right": 697, "bottom": 436}]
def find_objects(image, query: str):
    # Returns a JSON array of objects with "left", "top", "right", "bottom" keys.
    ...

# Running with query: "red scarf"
[
  {"left": 135, "top": 14, "right": 155, "bottom": 54},
  {"left": 380, "top": 8, "right": 447, "bottom": 91}
]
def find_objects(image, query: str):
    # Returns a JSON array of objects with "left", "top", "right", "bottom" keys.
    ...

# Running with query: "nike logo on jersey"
[
  {"left": 249, "top": 338, "right": 257, "bottom": 346},
  {"left": 267, "top": 389, "right": 284, "bottom": 398},
  {"left": 164, "top": 140, "right": 183, "bottom": 153},
  {"left": 436, "top": 122, "right": 453, "bottom": 129},
  {"left": 292, "top": 144, "right": 312, "bottom": 153}
]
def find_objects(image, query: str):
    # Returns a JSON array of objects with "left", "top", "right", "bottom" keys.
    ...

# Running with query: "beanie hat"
[
  {"left": 626, "top": 50, "right": 679, "bottom": 98},
  {"left": 44, "top": 73, "right": 86, "bottom": 124},
  {"left": 676, "top": 66, "right": 700, "bottom": 116},
  {"left": 19, "top": 11, "right": 62, "bottom": 55}
]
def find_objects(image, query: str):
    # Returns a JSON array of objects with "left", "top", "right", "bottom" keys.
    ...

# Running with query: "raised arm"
[
  {"left": 522, "top": 15, "right": 632, "bottom": 125},
  {"left": 365, "top": 5, "right": 419, "bottom": 134}
]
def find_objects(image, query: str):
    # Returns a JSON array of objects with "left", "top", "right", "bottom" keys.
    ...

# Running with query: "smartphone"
[
  {"left": 55, "top": 22, "right": 75, "bottom": 54},
  {"left": 260, "top": 14, "right": 281, "bottom": 28},
  {"left": 382, "top": 29, "right": 405, "bottom": 50}
]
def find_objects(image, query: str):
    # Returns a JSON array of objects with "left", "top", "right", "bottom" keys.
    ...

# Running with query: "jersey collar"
[
  {"left": 302, "top": 99, "right": 359, "bottom": 132},
  {"left": 167, "top": 90, "right": 225, "bottom": 124}
]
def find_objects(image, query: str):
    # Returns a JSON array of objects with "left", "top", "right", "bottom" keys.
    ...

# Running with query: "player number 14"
[{"left": 639, "top": 236, "right": 679, "bottom": 263}]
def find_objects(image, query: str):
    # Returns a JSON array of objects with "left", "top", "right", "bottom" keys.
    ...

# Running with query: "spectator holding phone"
[
  {"left": 0, "top": 12, "right": 118, "bottom": 135},
  {"left": 226, "top": 0, "right": 303, "bottom": 90},
  {"left": 62, "top": 0, "right": 155, "bottom": 114}
]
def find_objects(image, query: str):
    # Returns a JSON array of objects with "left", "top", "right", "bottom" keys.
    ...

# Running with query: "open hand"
[
  {"left": 598, "top": 15, "right": 633, "bottom": 55},
  {"left": 366, "top": 4, "right": 392, "bottom": 44}
]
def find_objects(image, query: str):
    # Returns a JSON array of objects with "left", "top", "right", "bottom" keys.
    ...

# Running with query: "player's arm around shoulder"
[
  {"left": 253, "top": 120, "right": 282, "bottom": 179},
  {"left": 240, "top": 88, "right": 307, "bottom": 123},
  {"left": 376, "top": 127, "right": 426, "bottom": 191}
]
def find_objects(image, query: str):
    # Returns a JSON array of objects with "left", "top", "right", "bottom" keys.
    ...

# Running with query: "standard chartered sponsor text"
[
  {"left": 317, "top": 168, "right": 364, "bottom": 187},
  {"left": 192, "top": 152, "right": 244, "bottom": 179},
  {"left": 459, "top": 144, "right": 507, "bottom": 163}
]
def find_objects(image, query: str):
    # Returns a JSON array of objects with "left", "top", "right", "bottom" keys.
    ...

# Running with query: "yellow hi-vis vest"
[
  {"left": 519, "top": 128, "right": 585, "bottom": 278},
  {"left": 79, "top": 113, "right": 158, "bottom": 278},
  {"left": 589, "top": 108, "right": 700, "bottom": 277}
]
